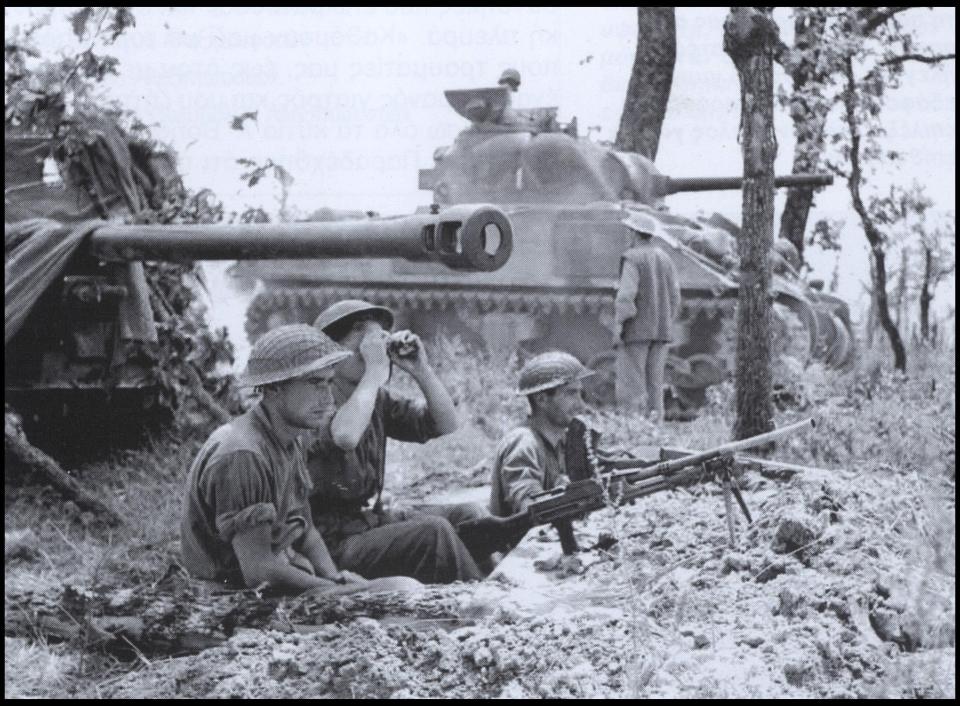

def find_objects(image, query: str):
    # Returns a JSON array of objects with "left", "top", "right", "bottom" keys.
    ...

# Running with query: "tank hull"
[{"left": 235, "top": 202, "right": 855, "bottom": 416}]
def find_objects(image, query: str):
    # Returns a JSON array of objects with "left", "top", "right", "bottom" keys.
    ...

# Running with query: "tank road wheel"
[
  {"left": 772, "top": 294, "right": 818, "bottom": 366},
  {"left": 836, "top": 314, "right": 857, "bottom": 369},
  {"left": 817, "top": 311, "right": 854, "bottom": 369},
  {"left": 583, "top": 351, "right": 616, "bottom": 406},
  {"left": 667, "top": 353, "right": 727, "bottom": 417}
]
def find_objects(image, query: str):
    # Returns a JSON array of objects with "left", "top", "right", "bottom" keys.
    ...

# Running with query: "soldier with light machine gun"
[{"left": 461, "top": 412, "right": 817, "bottom": 560}]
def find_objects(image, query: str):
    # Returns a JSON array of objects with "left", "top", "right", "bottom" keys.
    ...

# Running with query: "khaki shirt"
[
  {"left": 180, "top": 403, "right": 313, "bottom": 586},
  {"left": 307, "top": 379, "right": 439, "bottom": 517},
  {"left": 615, "top": 243, "right": 681, "bottom": 343},
  {"left": 490, "top": 419, "right": 569, "bottom": 517}
]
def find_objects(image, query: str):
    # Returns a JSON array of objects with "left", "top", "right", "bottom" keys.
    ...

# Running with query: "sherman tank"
[
  {"left": 5, "top": 126, "right": 511, "bottom": 452},
  {"left": 232, "top": 84, "right": 853, "bottom": 415}
]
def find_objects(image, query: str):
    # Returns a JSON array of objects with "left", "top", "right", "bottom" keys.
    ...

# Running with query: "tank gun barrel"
[
  {"left": 88, "top": 204, "right": 512, "bottom": 272},
  {"left": 655, "top": 173, "right": 833, "bottom": 196}
]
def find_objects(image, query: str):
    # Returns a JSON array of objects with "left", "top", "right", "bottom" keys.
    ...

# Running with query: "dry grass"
[{"left": 4, "top": 637, "right": 81, "bottom": 698}]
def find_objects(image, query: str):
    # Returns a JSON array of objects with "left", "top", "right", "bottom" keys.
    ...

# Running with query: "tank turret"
[{"left": 420, "top": 87, "right": 832, "bottom": 206}]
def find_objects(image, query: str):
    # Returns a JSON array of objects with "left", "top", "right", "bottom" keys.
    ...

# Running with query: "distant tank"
[
  {"left": 4, "top": 126, "right": 511, "bottom": 452},
  {"left": 233, "top": 83, "right": 853, "bottom": 415}
]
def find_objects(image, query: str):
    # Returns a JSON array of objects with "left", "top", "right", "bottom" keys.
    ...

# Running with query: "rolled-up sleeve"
[
  {"left": 200, "top": 452, "right": 278, "bottom": 543},
  {"left": 499, "top": 432, "right": 549, "bottom": 514},
  {"left": 666, "top": 255, "right": 681, "bottom": 322},
  {"left": 615, "top": 257, "right": 640, "bottom": 329},
  {"left": 383, "top": 391, "right": 439, "bottom": 443}
]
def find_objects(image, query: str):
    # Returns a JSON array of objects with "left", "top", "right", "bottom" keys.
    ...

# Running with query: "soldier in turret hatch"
[
  {"left": 497, "top": 68, "right": 522, "bottom": 126},
  {"left": 498, "top": 67, "right": 521, "bottom": 93}
]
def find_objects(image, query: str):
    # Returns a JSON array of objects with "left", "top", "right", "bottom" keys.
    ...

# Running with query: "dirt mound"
[{"left": 96, "top": 464, "right": 954, "bottom": 699}]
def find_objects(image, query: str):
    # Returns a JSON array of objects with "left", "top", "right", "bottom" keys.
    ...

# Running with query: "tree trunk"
[
  {"left": 615, "top": 7, "right": 676, "bottom": 160},
  {"left": 777, "top": 9, "right": 830, "bottom": 265},
  {"left": 865, "top": 259, "right": 882, "bottom": 350},
  {"left": 5, "top": 411, "right": 125, "bottom": 526},
  {"left": 724, "top": 8, "right": 778, "bottom": 440},
  {"left": 894, "top": 246, "right": 909, "bottom": 329},
  {"left": 841, "top": 57, "right": 907, "bottom": 372},
  {"left": 919, "top": 246, "right": 933, "bottom": 341}
]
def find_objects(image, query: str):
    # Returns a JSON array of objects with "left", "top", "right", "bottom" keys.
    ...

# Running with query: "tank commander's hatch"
[{"left": 445, "top": 87, "right": 510, "bottom": 123}]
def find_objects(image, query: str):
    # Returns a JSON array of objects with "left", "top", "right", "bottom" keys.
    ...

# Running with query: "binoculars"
[{"left": 387, "top": 332, "right": 420, "bottom": 359}]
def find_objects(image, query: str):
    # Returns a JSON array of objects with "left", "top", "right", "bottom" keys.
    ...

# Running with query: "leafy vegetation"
[
  {"left": 5, "top": 8, "right": 239, "bottom": 425},
  {"left": 776, "top": 7, "right": 955, "bottom": 371}
]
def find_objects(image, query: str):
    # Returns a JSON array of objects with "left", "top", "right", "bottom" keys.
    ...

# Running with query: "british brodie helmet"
[
  {"left": 313, "top": 299, "right": 395, "bottom": 338},
  {"left": 517, "top": 351, "right": 594, "bottom": 396},
  {"left": 240, "top": 324, "right": 351, "bottom": 388}
]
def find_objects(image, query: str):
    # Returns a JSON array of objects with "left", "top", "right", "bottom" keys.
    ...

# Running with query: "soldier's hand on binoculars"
[{"left": 389, "top": 330, "right": 428, "bottom": 374}]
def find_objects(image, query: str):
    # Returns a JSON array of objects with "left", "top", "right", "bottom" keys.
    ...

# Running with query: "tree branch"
[
  {"left": 859, "top": 7, "right": 913, "bottom": 35},
  {"left": 881, "top": 52, "right": 956, "bottom": 66}
]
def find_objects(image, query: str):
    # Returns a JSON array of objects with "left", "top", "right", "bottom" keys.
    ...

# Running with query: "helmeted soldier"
[
  {"left": 498, "top": 68, "right": 521, "bottom": 92},
  {"left": 307, "top": 300, "right": 491, "bottom": 584},
  {"left": 614, "top": 212, "right": 681, "bottom": 421},
  {"left": 180, "top": 324, "right": 420, "bottom": 596},
  {"left": 489, "top": 352, "right": 594, "bottom": 554},
  {"left": 494, "top": 68, "right": 524, "bottom": 127}
]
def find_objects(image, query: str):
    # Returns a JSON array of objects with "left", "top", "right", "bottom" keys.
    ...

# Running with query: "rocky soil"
[{"left": 94, "top": 463, "right": 955, "bottom": 699}]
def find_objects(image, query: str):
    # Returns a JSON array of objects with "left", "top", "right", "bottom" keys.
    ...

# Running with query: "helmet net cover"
[
  {"left": 517, "top": 351, "right": 594, "bottom": 396},
  {"left": 241, "top": 324, "right": 351, "bottom": 387}
]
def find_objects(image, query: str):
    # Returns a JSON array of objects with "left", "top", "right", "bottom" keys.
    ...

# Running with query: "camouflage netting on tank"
[
  {"left": 5, "top": 114, "right": 182, "bottom": 347},
  {"left": 4, "top": 219, "right": 156, "bottom": 346},
  {"left": 5, "top": 114, "right": 180, "bottom": 225},
  {"left": 4, "top": 219, "right": 96, "bottom": 344}
]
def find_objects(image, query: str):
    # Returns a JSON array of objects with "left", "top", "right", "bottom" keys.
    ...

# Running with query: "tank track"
[
  {"left": 245, "top": 283, "right": 844, "bottom": 412},
  {"left": 245, "top": 284, "right": 739, "bottom": 343}
]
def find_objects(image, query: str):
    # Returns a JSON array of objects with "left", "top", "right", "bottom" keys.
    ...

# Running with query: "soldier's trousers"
[
  {"left": 317, "top": 502, "right": 487, "bottom": 584},
  {"left": 616, "top": 340, "right": 670, "bottom": 418}
]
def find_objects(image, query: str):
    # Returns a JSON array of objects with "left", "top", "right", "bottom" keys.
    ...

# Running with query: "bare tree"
[
  {"left": 894, "top": 246, "right": 909, "bottom": 329},
  {"left": 724, "top": 7, "right": 779, "bottom": 440},
  {"left": 615, "top": 7, "right": 676, "bottom": 161},
  {"left": 806, "top": 9, "right": 954, "bottom": 372},
  {"left": 776, "top": 7, "right": 954, "bottom": 269},
  {"left": 776, "top": 8, "right": 830, "bottom": 265},
  {"left": 917, "top": 215, "right": 955, "bottom": 342},
  {"left": 839, "top": 56, "right": 906, "bottom": 372}
]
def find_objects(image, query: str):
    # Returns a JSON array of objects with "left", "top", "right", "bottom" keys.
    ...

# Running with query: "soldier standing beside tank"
[
  {"left": 614, "top": 212, "right": 681, "bottom": 422},
  {"left": 489, "top": 352, "right": 593, "bottom": 557},
  {"left": 306, "top": 300, "right": 490, "bottom": 584},
  {"left": 180, "top": 324, "right": 419, "bottom": 596}
]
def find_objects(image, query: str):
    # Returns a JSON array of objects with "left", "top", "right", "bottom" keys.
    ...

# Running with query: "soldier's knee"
[
  {"left": 367, "top": 576, "right": 424, "bottom": 593},
  {"left": 457, "top": 502, "right": 488, "bottom": 523},
  {"left": 419, "top": 515, "right": 458, "bottom": 539}
]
